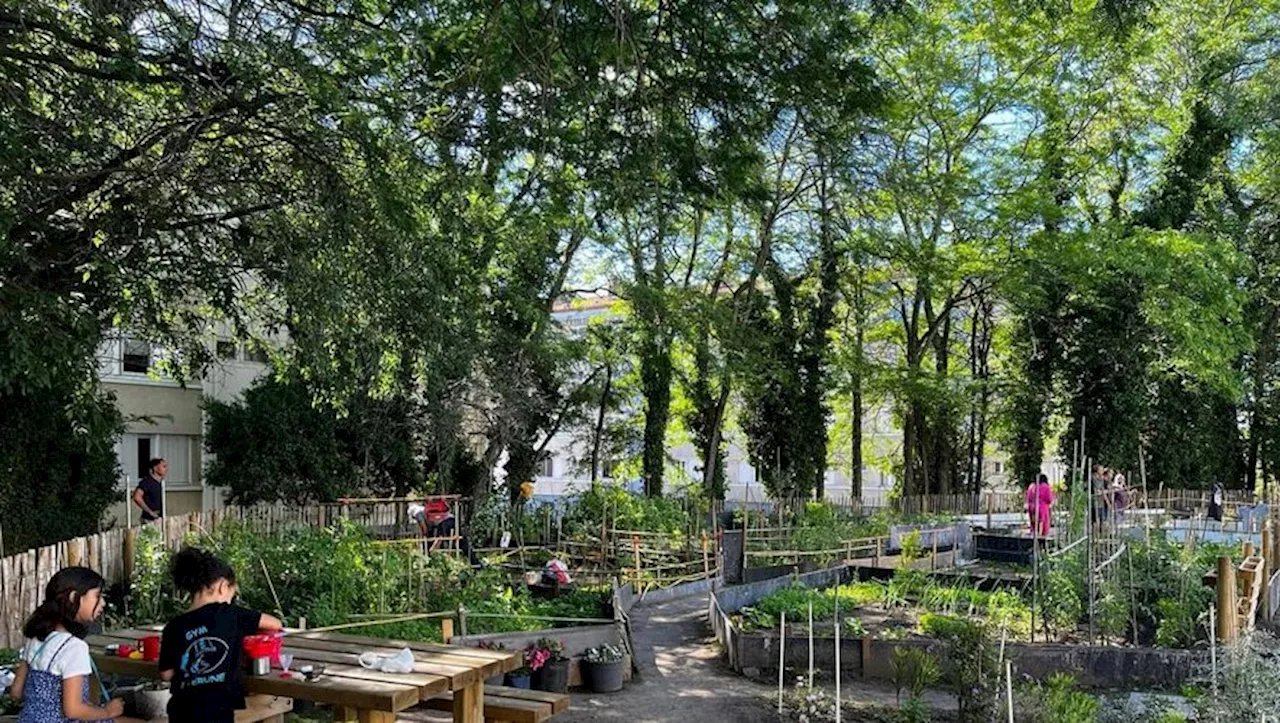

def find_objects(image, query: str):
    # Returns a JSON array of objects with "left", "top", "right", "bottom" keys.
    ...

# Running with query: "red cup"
[
  {"left": 141, "top": 636, "right": 161, "bottom": 662},
  {"left": 116, "top": 644, "right": 133, "bottom": 658}
]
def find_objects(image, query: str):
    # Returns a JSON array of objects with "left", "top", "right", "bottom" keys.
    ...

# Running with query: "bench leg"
[
  {"left": 452, "top": 680, "right": 484, "bottom": 723},
  {"left": 333, "top": 707, "right": 358, "bottom": 723},
  {"left": 357, "top": 711, "right": 396, "bottom": 723}
]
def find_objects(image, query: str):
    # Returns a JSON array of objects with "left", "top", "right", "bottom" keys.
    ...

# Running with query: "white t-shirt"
[
  {"left": 21, "top": 632, "right": 93, "bottom": 679},
  {"left": 408, "top": 503, "right": 425, "bottom": 522}
]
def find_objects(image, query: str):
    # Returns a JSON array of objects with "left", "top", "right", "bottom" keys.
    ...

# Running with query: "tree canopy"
[{"left": 3, "top": 0, "right": 1280, "bottom": 542}]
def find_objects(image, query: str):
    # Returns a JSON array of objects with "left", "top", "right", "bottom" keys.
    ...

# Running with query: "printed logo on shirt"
[{"left": 179, "top": 633, "right": 230, "bottom": 685}]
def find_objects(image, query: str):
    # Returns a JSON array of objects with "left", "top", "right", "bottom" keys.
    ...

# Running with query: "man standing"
[{"left": 132, "top": 457, "right": 167, "bottom": 522}]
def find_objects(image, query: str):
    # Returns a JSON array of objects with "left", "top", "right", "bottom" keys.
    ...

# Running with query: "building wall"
[{"left": 97, "top": 334, "right": 270, "bottom": 525}]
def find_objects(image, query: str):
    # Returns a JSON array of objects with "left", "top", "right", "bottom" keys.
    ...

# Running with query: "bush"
[
  {"left": 1018, "top": 674, "right": 1098, "bottom": 723},
  {"left": 919, "top": 614, "right": 996, "bottom": 722}
]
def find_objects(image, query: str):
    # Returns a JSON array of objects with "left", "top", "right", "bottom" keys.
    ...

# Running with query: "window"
[
  {"left": 136, "top": 437, "right": 152, "bottom": 479},
  {"left": 156, "top": 435, "right": 192, "bottom": 487},
  {"left": 993, "top": 461, "right": 1005, "bottom": 475},
  {"left": 538, "top": 454, "right": 555, "bottom": 478},
  {"left": 122, "top": 339, "right": 151, "bottom": 373},
  {"left": 245, "top": 343, "right": 269, "bottom": 364},
  {"left": 216, "top": 340, "right": 238, "bottom": 361}
]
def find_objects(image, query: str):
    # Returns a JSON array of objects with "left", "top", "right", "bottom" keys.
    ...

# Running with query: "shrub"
[{"left": 919, "top": 614, "right": 996, "bottom": 722}]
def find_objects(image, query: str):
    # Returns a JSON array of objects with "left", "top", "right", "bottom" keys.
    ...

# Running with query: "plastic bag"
[{"left": 358, "top": 648, "right": 415, "bottom": 674}]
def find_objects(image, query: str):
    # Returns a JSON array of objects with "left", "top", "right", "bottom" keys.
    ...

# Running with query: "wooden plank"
[
  {"left": 90, "top": 633, "right": 451, "bottom": 696},
  {"left": 425, "top": 689, "right": 551, "bottom": 723},
  {"left": 88, "top": 644, "right": 419, "bottom": 712},
  {"left": 291, "top": 631, "right": 519, "bottom": 664},
  {"left": 452, "top": 680, "right": 484, "bottom": 723},
  {"left": 282, "top": 635, "right": 515, "bottom": 680},
  {"left": 482, "top": 685, "right": 569, "bottom": 714},
  {"left": 279, "top": 637, "right": 490, "bottom": 686}
]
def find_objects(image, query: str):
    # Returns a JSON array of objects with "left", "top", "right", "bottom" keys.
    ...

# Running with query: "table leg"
[
  {"left": 333, "top": 706, "right": 357, "bottom": 723},
  {"left": 356, "top": 711, "right": 396, "bottom": 723},
  {"left": 452, "top": 680, "right": 484, "bottom": 723}
]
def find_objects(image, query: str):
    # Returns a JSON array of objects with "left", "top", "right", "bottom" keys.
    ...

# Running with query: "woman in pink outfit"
[{"left": 1025, "top": 473, "right": 1053, "bottom": 537}]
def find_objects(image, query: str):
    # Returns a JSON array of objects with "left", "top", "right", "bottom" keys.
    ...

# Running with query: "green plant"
[
  {"left": 891, "top": 647, "right": 940, "bottom": 704},
  {"left": 920, "top": 614, "right": 996, "bottom": 722},
  {"left": 901, "top": 530, "right": 924, "bottom": 564},
  {"left": 894, "top": 696, "right": 931, "bottom": 723},
  {"left": 1042, "top": 674, "right": 1098, "bottom": 722},
  {"left": 584, "top": 644, "right": 624, "bottom": 664}
]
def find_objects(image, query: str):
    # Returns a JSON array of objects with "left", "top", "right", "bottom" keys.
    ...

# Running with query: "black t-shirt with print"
[{"left": 159, "top": 603, "right": 264, "bottom": 723}]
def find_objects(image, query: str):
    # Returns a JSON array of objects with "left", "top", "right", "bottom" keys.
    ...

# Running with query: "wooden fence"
[{"left": 0, "top": 503, "right": 407, "bottom": 648}]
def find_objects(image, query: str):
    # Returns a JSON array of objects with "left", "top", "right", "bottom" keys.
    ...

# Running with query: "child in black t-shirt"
[{"left": 159, "top": 548, "right": 282, "bottom": 723}]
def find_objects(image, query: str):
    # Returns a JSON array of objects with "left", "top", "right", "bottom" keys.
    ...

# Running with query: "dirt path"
[
  {"left": 555, "top": 593, "right": 778, "bottom": 723},
  {"left": 403, "top": 592, "right": 952, "bottom": 723}
]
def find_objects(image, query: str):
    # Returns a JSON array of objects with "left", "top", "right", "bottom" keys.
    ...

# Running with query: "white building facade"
[{"left": 98, "top": 335, "right": 270, "bottom": 525}]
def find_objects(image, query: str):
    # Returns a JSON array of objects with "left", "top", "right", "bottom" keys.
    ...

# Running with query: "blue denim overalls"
[{"left": 17, "top": 633, "right": 111, "bottom": 723}]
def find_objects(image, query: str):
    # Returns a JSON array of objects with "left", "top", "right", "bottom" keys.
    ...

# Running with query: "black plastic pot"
[
  {"left": 534, "top": 659, "right": 570, "bottom": 694},
  {"left": 505, "top": 672, "right": 532, "bottom": 689},
  {"left": 584, "top": 659, "right": 625, "bottom": 693}
]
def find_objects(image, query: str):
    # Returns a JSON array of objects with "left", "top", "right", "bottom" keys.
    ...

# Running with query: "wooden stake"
[
  {"left": 1217, "top": 556, "right": 1236, "bottom": 644},
  {"left": 441, "top": 618, "right": 454, "bottom": 642}
]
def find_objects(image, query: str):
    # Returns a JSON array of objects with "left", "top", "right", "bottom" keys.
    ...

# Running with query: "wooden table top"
[{"left": 89, "top": 628, "right": 522, "bottom": 713}]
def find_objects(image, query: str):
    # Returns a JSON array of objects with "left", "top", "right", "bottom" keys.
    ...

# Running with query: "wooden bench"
[
  {"left": 423, "top": 686, "right": 569, "bottom": 723},
  {"left": 236, "top": 694, "right": 294, "bottom": 723}
]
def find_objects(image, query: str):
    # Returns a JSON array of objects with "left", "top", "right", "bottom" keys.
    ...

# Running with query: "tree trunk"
[{"left": 590, "top": 362, "right": 613, "bottom": 484}]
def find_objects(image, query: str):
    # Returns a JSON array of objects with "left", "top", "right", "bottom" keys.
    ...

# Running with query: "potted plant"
[
  {"left": 527, "top": 638, "right": 569, "bottom": 694},
  {"left": 505, "top": 664, "right": 533, "bottom": 689},
  {"left": 477, "top": 641, "right": 507, "bottom": 686},
  {"left": 582, "top": 644, "right": 625, "bottom": 693}
]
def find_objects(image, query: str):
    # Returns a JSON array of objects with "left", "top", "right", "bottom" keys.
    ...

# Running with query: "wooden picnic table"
[{"left": 88, "top": 628, "right": 522, "bottom": 723}]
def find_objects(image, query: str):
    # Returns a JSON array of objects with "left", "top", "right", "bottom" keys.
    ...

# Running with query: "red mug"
[
  {"left": 141, "top": 636, "right": 161, "bottom": 662},
  {"left": 116, "top": 644, "right": 133, "bottom": 658}
]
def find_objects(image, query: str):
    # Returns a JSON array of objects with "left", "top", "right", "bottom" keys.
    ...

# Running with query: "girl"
[
  {"left": 159, "top": 548, "right": 282, "bottom": 723},
  {"left": 9, "top": 566, "right": 128, "bottom": 722}
]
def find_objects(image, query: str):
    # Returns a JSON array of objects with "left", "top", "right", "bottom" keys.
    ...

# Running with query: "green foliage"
[
  {"left": 204, "top": 378, "right": 434, "bottom": 504},
  {"left": 561, "top": 485, "right": 690, "bottom": 537},
  {"left": 0, "top": 384, "right": 123, "bottom": 552},
  {"left": 116, "top": 522, "right": 608, "bottom": 638},
  {"left": 900, "top": 530, "right": 925, "bottom": 564},
  {"left": 891, "top": 647, "right": 941, "bottom": 704},
  {"left": 1019, "top": 674, "right": 1098, "bottom": 723},
  {"left": 919, "top": 614, "right": 997, "bottom": 722}
]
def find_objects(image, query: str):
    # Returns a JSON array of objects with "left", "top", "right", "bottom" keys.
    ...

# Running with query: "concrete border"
[
  {"left": 709, "top": 575, "right": 1200, "bottom": 690},
  {"left": 725, "top": 628, "right": 1197, "bottom": 689}
]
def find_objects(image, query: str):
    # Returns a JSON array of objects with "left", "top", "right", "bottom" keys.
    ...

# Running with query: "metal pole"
[
  {"left": 778, "top": 612, "right": 786, "bottom": 715},
  {"left": 1209, "top": 604, "right": 1218, "bottom": 699},
  {"left": 834, "top": 596, "right": 842, "bottom": 723},
  {"left": 808, "top": 601, "right": 814, "bottom": 688}
]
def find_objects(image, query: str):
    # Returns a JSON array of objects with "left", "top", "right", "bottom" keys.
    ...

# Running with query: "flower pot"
[
  {"left": 534, "top": 659, "right": 570, "bottom": 694},
  {"left": 485, "top": 673, "right": 505, "bottom": 686},
  {"left": 584, "top": 659, "right": 625, "bottom": 693},
  {"left": 133, "top": 688, "right": 171, "bottom": 719},
  {"left": 505, "top": 672, "right": 532, "bottom": 689}
]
